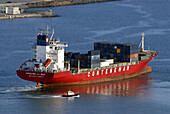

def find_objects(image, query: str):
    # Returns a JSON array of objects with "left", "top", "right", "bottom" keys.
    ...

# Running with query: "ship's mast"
[
  {"left": 46, "top": 25, "right": 49, "bottom": 35},
  {"left": 141, "top": 32, "right": 144, "bottom": 52}
]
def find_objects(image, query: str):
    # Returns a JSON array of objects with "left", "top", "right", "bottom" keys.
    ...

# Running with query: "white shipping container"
[
  {"left": 105, "top": 59, "right": 114, "bottom": 64},
  {"left": 100, "top": 61, "right": 110, "bottom": 67}
]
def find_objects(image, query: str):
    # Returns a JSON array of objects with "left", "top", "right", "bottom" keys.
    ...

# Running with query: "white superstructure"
[{"left": 21, "top": 26, "right": 68, "bottom": 72}]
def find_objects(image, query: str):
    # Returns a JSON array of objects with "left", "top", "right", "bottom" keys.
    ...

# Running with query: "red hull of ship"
[{"left": 16, "top": 55, "right": 156, "bottom": 86}]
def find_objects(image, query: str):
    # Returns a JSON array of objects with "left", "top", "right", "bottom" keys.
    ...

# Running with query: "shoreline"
[
  {"left": 26, "top": 0, "right": 120, "bottom": 8},
  {"left": 0, "top": 0, "right": 120, "bottom": 20}
]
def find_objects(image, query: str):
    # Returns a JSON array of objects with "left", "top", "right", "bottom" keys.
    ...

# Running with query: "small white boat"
[{"left": 62, "top": 91, "right": 80, "bottom": 97}]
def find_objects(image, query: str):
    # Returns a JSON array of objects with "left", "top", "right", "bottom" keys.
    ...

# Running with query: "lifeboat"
[{"left": 44, "top": 59, "right": 51, "bottom": 67}]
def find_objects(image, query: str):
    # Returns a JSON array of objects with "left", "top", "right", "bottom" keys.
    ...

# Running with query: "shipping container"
[
  {"left": 84, "top": 54, "right": 88, "bottom": 60},
  {"left": 70, "top": 59, "right": 78, "bottom": 67},
  {"left": 91, "top": 64, "right": 100, "bottom": 68},
  {"left": 123, "top": 43, "right": 138, "bottom": 50},
  {"left": 130, "top": 57, "right": 138, "bottom": 62},
  {"left": 64, "top": 52, "right": 73, "bottom": 60},
  {"left": 110, "top": 53, "right": 114, "bottom": 58},
  {"left": 100, "top": 61, "right": 110, "bottom": 67},
  {"left": 91, "top": 59, "right": 100, "bottom": 64},
  {"left": 72, "top": 52, "right": 80, "bottom": 59},
  {"left": 130, "top": 53, "right": 139, "bottom": 58},
  {"left": 88, "top": 50, "right": 100, "bottom": 56},
  {"left": 105, "top": 59, "right": 114, "bottom": 64},
  {"left": 90, "top": 55, "right": 100, "bottom": 60},
  {"left": 83, "top": 42, "right": 139, "bottom": 64},
  {"left": 139, "top": 56, "right": 149, "bottom": 61}
]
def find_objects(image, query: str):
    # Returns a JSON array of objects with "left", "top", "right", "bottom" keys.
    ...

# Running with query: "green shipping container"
[{"left": 140, "top": 56, "right": 149, "bottom": 61}]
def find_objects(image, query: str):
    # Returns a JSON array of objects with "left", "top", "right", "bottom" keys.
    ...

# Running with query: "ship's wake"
[
  {"left": 16, "top": 95, "right": 80, "bottom": 99},
  {"left": 0, "top": 86, "right": 80, "bottom": 99},
  {"left": 153, "top": 81, "right": 170, "bottom": 89},
  {"left": 18, "top": 95, "right": 62, "bottom": 99},
  {"left": 153, "top": 58, "right": 170, "bottom": 62},
  {"left": 0, "top": 86, "right": 40, "bottom": 94}
]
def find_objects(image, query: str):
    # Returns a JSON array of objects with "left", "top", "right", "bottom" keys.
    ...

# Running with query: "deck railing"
[{"left": 17, "top": 61, "right": 139, "bottom": 75}]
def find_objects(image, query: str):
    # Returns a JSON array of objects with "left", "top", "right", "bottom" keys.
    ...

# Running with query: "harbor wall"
[{"left": 0, "top": 13, "right": 59, "bottom": 20}]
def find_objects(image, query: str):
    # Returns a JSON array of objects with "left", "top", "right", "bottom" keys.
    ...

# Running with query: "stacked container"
[
  {"left": 94, "top": 42, "right": 139, "bottom": 62},
  {"left": 123, "top": 43, "right": 139, "bottom": 62},
  {"left": 139, "top": 56, "right": 149, "bottom": 61},
  {"left": 88, "top": 50, "right": 100, "bottom": 68},
  {"left": 100, "top": 59, "right": 114, "bottom": 67},
  {"left": 79, "top": 54, "right": 89, "bottom": 68},
  {"left": 65, "top": 50, "right": 100, "bottom": 68},
  {"left": 70, "top": 59, "right": 78, "bottom": 68},
  {"left": 65, "top": 52, "right": 80, "bottom": 68}
]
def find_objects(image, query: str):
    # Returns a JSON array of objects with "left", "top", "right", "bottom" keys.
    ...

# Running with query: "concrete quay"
[{"left": 0, "top": 13, "right": 59, "bottom": 20}]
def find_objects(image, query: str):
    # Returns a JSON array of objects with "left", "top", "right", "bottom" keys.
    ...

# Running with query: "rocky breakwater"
[
  {"left": 26, "top": 0, "right": 120, "bottom": 8},
  {"left": 0, "top": 9, "right": 59, "bottom": 20}
]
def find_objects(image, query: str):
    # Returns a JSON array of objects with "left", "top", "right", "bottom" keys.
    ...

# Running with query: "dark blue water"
[{"left": 0, "top": 0, "right": 170, "bottom": 113}]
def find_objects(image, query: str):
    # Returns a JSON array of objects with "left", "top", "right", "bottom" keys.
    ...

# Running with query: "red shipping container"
[{"left": 130, "top": 53, "right": 139, "bottom": 58}]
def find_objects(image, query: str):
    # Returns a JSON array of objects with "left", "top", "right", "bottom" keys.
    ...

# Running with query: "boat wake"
[
  {"left": 18, "top": 95, "right": 62, "bottom": 99},
  {"left": 116, "top": 3, "right": 151, "bottom": 19},
  {"left": 18, "top": 94, "right": 80, "bottom": 99},
  {"left": 153, "top": 58, "right": 170, "bottom": 62},
  {"left": 0, "top": 86, "right": 80, "bottom": 99},
  {"left": 0, "top": 86, "right": 40, "bottom": 94},
  {"left": 153, "top": 81, "right": 170, "bottom": 89}
]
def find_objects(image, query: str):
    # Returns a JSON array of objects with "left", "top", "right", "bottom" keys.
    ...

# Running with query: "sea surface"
[{"left": 0, "top": 0, "right": 170, "bottom": 113}]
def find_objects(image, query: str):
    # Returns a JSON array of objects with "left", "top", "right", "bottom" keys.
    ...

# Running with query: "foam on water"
[
  {"left": 116, "top": 3, "right": 150, "bottom": 19},
  {"left": 18, "top": 95, "right": 62, "bottom": 99},
  {"left": 0, "top": 86, "right": 81, "bottom": 99},
  {"left": 21, "top": 94, "right": 80, "bottom": 99},
  {"left": 138, "top": 20, "right": 151, "bottom": 27},
  {"left": 152, "top": 81, "right": 170, "bottom": 89},
  {"left": 0, "top": 86, "right": 41, "bottom": 94},
  {"left": 146, "top": 29, "right": 170, "bottom": 35},
  {"left": 153, "top": 58, "right": 170, "bottom": 62},
  {"left": 125, "top": 28, "right": 170, "bottom": 38},
  {"left": 84, "top": 26, "right": 139, "bottom": 41}
]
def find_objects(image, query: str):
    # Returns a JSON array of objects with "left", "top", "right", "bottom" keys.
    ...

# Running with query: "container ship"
[{"left": 16, "top": 27, "right": 157, "bottom": 87}]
